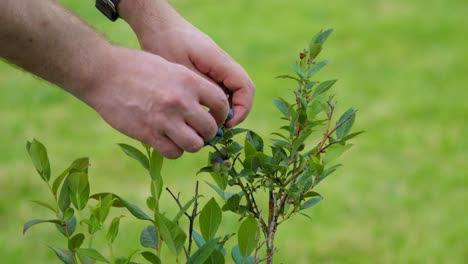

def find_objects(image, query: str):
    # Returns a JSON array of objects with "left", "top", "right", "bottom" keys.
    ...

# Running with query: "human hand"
[
  {"left": 82, "top": 46, "right": 229, "bottom": 159},
  {"left": 119, "top": 0, "right": 255, "bottom": 128}
]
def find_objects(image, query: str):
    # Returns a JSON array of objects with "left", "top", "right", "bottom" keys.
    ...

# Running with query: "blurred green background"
[{"left": 1, "top": 0, "right": 467, "bottom": 263}]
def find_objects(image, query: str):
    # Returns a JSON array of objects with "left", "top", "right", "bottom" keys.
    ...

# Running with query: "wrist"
[{"left": 118, "top": 0, "right": 185, "bottom": 38}]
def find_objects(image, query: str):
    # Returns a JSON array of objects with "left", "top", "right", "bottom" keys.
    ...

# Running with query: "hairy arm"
[
  {"left": 0, "top": 0, "right": 108, "bottom": 98},
  {"left": 0, "top": 0, "right": 229, "bottom": 159}
]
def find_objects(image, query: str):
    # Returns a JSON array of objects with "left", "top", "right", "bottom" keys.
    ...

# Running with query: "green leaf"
[
  {"left": 300, "top": 196, "right": 323, "bottom": 210},
  {"left": 275, "top": 74, "right": 300, "bottom": 82},
  {"left": 31, "top": 200, "right": 57, "bottom": 213},
  {"left": 155, "top": 212, "right": 186, "bottom": 256},
  {"left": 187, "top": 238, "right": 219, "bottom": 264},
  {"left": 26, "top": 139, "right": 51, "bottom": 182},
  {"left": 149, "top": 150, "right": 164, "bottom": 198},
  {"left": 192, "top": 230, "right": 206, "bottom": 248},
  {"left": 245, "top": 131, "right": 264, "bottom": 152},
  {"left": 107, "top": 217, "right": 121, "bottom": 243},
  {"left": 308, "top": 43, "right": 322, "bottom": 59},
  {"left": 50, "top": 247, "right": 76, "bottom": 264},
  {"left": 68, "top": 233, "right": 85, "bottom": 250},
  {"left": 238, "top": 217, "right": 258, "bottom": 260},
  {"left": 76, "top": 248, "right": 109, "bottom": 263},
  {"left": 307, "top": 60, "right": 330, "bottom": 78},
  {"left": 231, "top": 245, "right": 255, "bottom": 264},
  {"left": 273, "top": 98, "right": 290, "bottom": 118},
  {"left": 115, "top": 195, "right": 152, "bottom": 222},
  {"left": 56, "top": 215, "right": 77, "bottom": 237},
  {"left": 316, "top": 164, "right": 342, "bottom": 185},
  {"left": 338, "top": 131, "right": 364, "bottom": 143},
  {"left": 323, "top": 144, "right": 352, "bottom": 164},
  {"left": 140, "top": 225, "right": 159, "bottom": 250},
  {"left": 67, "top": 172, "right": 90, "bottom": 211},
  {"left": 90, "top": 193, "right": 125, "bottom": 208},
  {"left": 53, "top": 157, "right": 89, "bottom": 196},
  {"left": 312, "top": 80, "right": 337, "bottom": 97},
  {"left": 290, "top": 63, "right": 305, "bottom": 79},
  {"left": 199, "top": 198, "right": 222, "bottom": 241},
  {"left": 173, "top": 196, "right": 200, "bottom": 222},
  {"left": 336, "top": 108, "right": 357, "bottom": 139},
  {"left": 310, "top": 28, "right": 334, "bottom": 45},
  {"left": 23, "top": 219, "right": 62, "bottom": 234},
  {"left": 203, "top": 249, "right": 225, "bottom": 264},
  {"left": 58, "top": 176, "right": 71, "bottom": 212},
  {"left": 118, "top": 143, "right": 150, "bottom": 170},
  {"left": 141, "top": 251, "right": 161, "bottom": 264},
  {"left": 222, "top": 194, "right": 241, "bottom": 212},
  {"left": 204, "top": 181, "right": 226, "bottom": 200}
]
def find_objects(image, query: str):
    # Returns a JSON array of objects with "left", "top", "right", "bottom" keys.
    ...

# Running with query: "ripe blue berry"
[
  {"left": 216, "top": 128, "right": 224, "bottom": 137},
  {"left": 227, "top": 109, "right": 234, "bottom": 121}
]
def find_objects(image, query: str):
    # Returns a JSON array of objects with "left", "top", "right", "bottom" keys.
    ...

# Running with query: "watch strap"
[{"left": 96, "top": 0, "right": 121, "bottom": 21}]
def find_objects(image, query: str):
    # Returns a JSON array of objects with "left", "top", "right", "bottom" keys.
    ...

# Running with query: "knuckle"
[{"left": 163, "top": 94, "right": 186, "bottom": 109}]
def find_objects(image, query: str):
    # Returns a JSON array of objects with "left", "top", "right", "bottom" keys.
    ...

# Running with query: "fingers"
[
  {"left": 192, "top": 74, "right": 230, "bottom": 126},
  {"left": 189, "top": 41, "right": 255, "bottom": 127},
  {"left": 164, "top": 120, "right": 205, "bottom": 153},
  {"left": 185, "top": 106, "right": 218, "bottom": 142},
  {"left": 147, "top": 134, "right": 184, "bottom": 159}
]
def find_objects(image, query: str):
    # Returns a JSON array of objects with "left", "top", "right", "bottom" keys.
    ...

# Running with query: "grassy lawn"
[{"left": 1, "top": 0, "right": 467, "bottom": 263}]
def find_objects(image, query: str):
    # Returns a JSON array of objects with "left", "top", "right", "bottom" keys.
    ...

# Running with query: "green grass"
[{"left": 1, "top": 0, "right": 467, "bottom": 263}]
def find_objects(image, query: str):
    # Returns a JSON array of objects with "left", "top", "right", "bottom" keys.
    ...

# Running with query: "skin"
[{"left": 0, "top": 0, "right": 255, "bottom": 159}]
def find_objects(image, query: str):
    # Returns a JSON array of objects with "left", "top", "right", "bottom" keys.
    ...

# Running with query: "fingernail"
[
  {"left": 227, "top": 109, "right": 234, "bottom": 121},
  {"left": 216, "top": 128, "right": 224, "bottom": 137}
]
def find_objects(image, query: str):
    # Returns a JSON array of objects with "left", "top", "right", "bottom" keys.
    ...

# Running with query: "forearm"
[{"left": 0, "top": 0, "right": 111, "bottom": 99}]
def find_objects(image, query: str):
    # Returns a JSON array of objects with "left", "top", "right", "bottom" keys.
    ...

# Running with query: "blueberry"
[
  {"left": 227, "top": 109, "right": 234, "bottom": 121},
  {"left": 216, "top": 128, "right": 224, "bottom": 137}
]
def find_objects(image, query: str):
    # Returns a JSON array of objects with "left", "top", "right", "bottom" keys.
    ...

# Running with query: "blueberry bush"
[{"left": 23, "top": 29, "right": 361, "bottom": 264}]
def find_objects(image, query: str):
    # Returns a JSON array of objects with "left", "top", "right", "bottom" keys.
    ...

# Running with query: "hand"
[
  {"left": 119, "top": 0, "right": 255, "bottom": 128},
  {"left": 83, "top": 46, "right": 229, "bottom": 159}
]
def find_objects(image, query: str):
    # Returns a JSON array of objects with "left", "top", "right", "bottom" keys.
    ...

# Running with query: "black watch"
[{"left": 96, "top": 0, "right": 121, "bottom": 22}]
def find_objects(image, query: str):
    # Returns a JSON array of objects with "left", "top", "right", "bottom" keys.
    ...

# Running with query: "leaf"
[
  {"left": 316, "top": 164, "right": 342, "bottom": 185},
  {"left": 26, "top": 139, "right": 51, "bottom": 182},
  {"left": 58, "top": 176, "right": 71, "bottom": 212},
  {"left": 336, "top": 108, "right": 357, "bottom": 139},
  {"left": 199, "top": 198, "right": 222, "bottom": 241},
  {"left": 312, "top": 80, "right": 337, "bottom": 97},
  {"left": 187, "top": 238, "right": 219, "bottom": 264},
  {"left": 115, "top": 195, "right": 152, "bottom": 222},
  {"left": 140, "top": 225, "right": 159, "bottom": 250},
  {"left": 53, "top": 157, "right": 89, "bottom": 196},
  {"left": 31, "top": 200, "right": 57, "bottom": 213},
  {"left": 222, "top": 194, "right": 241, "bottom": 212},
  {"left": 231, "top": 245, "right": 255, "bottom": 264},
  {"left": 203, "top": 249, "right": 225, "bottom": 264},
  {"left": 310, "top": 28, "right": 334, "bottom": 45},
  {"left": 173, "top": 196, "right": 200, "bottom": 222},
  {"left": 192, "top": 230, "right": 206, "bottom": 248},
  {"left": 275, "top": 74, "right": 300, "bottom": 82},
  {"left": 68, "top": 233, "right": 85, "bottom": 250},
  {"left": 76, "top": 248, "right": 109, "bottom": 263},
  {"left": 245, "top": 131, "right": 264, "bottom": 152},
  {"left": 67, "top": 172, "right": 90, "bottom": 211},
  {"left": 90, "top": 193, "right": 125, "bottom": 207},
  {"left": 338, "top": 131, "right": 364, "bottom": 143},
  {"left": 300, "top": 196, "right": 324, "bottom": 210},
  {"left": 118, "top": 143, "right": 150, "bottom": 170},
  {"left": 273, "top": 98, "right": 290, "bottom": 118},
  {"left": 56, "top": 215, "right": 77, "bottom": 237},
  {"left": 308, "top": 43, "right": 322, "bottom": 59},
  {"left": 238, "top": 217, "right": 258, "bottom": 260},
  {"left": 141, "top": 251, "right": 161, "bottom": 264},
  {"left": 290, "top": 63, "right": 305, "bottom": 79},
  {"left": 149, "top": 150, "right": 164, "bottom": 198},
  {"left": 155, "top": 212, "right": 186, "bottom": 256},
  {"left": 204, "top": 181, "right": 226, "bottom": 200},
  {"left": 307, "top": 60, "right": 330, "bottom": 78},
  {"left": 50, "top": 247, "right": 76, "bottom": 264},
  {"left": 323, "top": 144, "right": 352, "bottom": 164},
  {"left": 23, "top": 219, "right": 62, "bottom": 234},
  {"left": 107, "top": 217, "right": 121, "bottom": 243}
]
